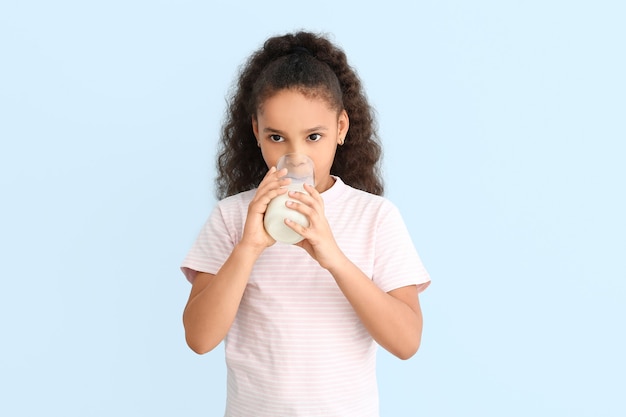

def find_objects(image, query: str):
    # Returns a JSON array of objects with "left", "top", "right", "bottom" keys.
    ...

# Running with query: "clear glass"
[{"left": 263, "top": 153, "right": 315, "bottom": 244}]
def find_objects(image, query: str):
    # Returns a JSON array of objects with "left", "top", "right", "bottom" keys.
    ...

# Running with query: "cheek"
[
  {"left": 313, "top": 158, "right": 332, "bottom": 176},
  {"left": 259, "top": 148, "right": 277, "bottom": 169}
]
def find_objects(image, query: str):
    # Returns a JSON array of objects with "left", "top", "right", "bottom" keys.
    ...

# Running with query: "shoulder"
[
  {"left": 329, "top": 177, "right": 397, "bottom": 211},
  {"left": 206, "top": 189, "right": 256, "bottom": 236},
  {"left": 215, "top": 189, "right": 256, "bottom": 213},
  {"left": 325, "top": 177, "right": 401, "bottom": 228},
  {"left": 325, "top": 176, "right": 383, "bottom": 201}
]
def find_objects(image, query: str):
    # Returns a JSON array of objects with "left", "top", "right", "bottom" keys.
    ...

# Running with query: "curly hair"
[{"left": 215, "top": 31, "right": 384, "bottom": 199}]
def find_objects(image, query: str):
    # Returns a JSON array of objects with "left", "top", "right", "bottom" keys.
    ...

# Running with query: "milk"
[
  {"left": 263, "top": 153, "right": 314, "bottom": 244},
  {"left": 263, "top": 183, "right": 309, "bottom": 244}
]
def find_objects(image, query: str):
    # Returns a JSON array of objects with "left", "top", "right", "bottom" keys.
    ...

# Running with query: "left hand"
[{"left": 285, "top": 183, "right": 345, "bottom": 270}]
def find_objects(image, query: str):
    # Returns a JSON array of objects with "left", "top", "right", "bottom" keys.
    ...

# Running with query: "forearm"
[
  {"left": 328, "top": 256, "right": 423, "bottom": 360},
  {"left": 183, "top": 243, "right": 262, "bottom": 354}
]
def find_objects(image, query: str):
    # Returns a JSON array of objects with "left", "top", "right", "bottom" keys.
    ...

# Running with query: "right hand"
[{"left": 240, "top": 166, "right": 290, "bottom": 251}]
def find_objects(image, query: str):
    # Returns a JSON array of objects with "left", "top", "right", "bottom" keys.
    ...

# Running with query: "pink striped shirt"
[{"left": 182, "top": 177, "right": 430, "bottom": 417}]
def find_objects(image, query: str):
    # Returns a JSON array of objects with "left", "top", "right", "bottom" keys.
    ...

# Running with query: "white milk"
[{"left": 264, "top": 183, "right": 309, "bottom": 244}]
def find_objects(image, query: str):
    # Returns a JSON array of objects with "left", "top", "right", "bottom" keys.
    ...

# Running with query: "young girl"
[{"left": 181, "top": 31, "right": 430, "bottom": 417}]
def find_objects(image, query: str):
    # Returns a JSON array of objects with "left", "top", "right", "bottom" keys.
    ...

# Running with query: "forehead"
[
  {"left": 256, "top": 89, "right": 339, "bottom": 124},
  {"left": 257, "top": 87, "right": 338, "bottom": 116}
]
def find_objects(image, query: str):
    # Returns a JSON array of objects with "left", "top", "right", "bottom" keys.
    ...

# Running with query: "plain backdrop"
[{"left": 1, "top": 1, "right": 624, "bottom": 416}]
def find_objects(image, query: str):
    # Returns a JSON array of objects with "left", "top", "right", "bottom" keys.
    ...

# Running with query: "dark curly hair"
[{"left": 215, "top": 31, "right": 384, "bottom": 199}]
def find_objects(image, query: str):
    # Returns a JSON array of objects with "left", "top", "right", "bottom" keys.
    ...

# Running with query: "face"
[{"left": 252, "top": 88, "right": 349, "bottom": 193}]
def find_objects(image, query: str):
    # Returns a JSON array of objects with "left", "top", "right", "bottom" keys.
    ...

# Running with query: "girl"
[{"left": 181, "top": 31, "right": 430, "bottom": 417}]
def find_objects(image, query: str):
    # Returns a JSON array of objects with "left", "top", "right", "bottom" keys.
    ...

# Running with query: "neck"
[{"left": 316, "top": 175, "right": 336, "bottom": 193}]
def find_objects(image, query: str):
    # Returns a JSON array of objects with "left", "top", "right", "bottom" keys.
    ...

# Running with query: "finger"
[
  {"left": 271, "top": 167, "right": 288, "bottom": 181},
  {"left": 287, "top": 190, "right": 320, "bottom": 213},
  {"left": 285, "top": 217, "right": 308, "bottom": 237},
  {"left": 302, "top": 183, "right": 325, "bottom": 207},
  {"left": 303, "top": 182, "right": 321, "bottom": 198},
  {"left": 260, "top": 167, "right": 287, "bottom": 185},
  {"left": 253, "top": 186, "right": 288, "bottom": 210},
  {"left": 258, "top": 168, "right": 289, "bottom": 195},
  {"left": 285, "top": 200, "right": 319, "bottom": 229},
  {"left": 262, "top": 166, "right": 277, "bottom": 180}
]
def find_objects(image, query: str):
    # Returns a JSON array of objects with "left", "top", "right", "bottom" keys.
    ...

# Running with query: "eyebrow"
[{"left": 263, "top": 125, "right": 329, "bottom": 135}]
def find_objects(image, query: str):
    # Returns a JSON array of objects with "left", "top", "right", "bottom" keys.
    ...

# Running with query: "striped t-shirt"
[{"left": 181, "top": 176, "right": 430, "bottom": 417}]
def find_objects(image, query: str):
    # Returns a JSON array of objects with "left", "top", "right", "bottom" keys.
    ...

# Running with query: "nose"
[
  {"left": 279, "top": 153, "right": 314, "bottom": 178},
  {"left": 286, "top": 153, "right": 307, "bottom": 166},
  {"left": 286, "top": 143, "right": 307, "bottom": 157},
  {"left": 284, "top": 144, "right": 309, "bottom": 165}
]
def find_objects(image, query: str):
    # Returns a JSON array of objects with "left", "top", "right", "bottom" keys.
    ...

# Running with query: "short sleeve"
[
  {"left": 180, "top": 204, "right": 238, "bottom": 284},
  {"left": 372, "top": 202, "right": 431, "bottom": 293}
]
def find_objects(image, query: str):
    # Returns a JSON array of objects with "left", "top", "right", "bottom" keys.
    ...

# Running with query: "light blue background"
[{"left": 1, "top": 1, "right": 624, "bottom": 416}]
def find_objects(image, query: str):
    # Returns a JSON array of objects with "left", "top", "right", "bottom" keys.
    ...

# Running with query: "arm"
[
  {"left": 182, "top": 167, "right": 289, "bottom": 354},
  {"left": 287, "top": 184, "right": 425, "bottom": 359},
  {"left": 327, "top": 257, "right": 423, "bottom": 360},
  {"left": 182, "top": 243, "right": 263, "bottom": 354}
]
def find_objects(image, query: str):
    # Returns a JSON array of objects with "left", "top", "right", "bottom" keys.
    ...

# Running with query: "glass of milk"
[{"left": 263, "top": 153, "right": 315, "bottom": 244}]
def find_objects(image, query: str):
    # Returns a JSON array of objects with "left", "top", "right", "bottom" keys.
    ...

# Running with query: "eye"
[
  {"left": 270, "top": 134, "right": 284, "bottom": 142},
  {"left": 308, "top": 133, "right": 322, "bottom": 142}
]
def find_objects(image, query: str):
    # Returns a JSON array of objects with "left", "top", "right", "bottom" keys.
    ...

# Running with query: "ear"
[
  {"left": 337, "top": 110, "right": 349, "bottom": 144},
  {"left": 252, "top": 116, "right": 259, "bottom": 139}
]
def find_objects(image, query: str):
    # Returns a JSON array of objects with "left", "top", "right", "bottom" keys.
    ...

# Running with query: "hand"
[
  {"left": 240, "top": 167, "right": 290, "bottom": 251},
  {"left": 286, "top": 183, "right": 347, "bottom": 270}
]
